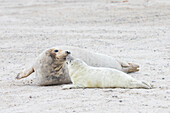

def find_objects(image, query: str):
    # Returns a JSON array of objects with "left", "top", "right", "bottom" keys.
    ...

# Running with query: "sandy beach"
[{"left": 0, "top": 0, "right": 170, "bottom": 113}]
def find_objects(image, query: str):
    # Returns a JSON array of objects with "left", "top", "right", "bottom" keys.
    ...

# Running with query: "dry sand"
[{"left": 0, "top": 0, "right": 170, "bottom": 113}]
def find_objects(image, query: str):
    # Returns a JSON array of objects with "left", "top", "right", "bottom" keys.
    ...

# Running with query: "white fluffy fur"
[{"left": 63, "top": 55, "right": 152, "bottom": 89}]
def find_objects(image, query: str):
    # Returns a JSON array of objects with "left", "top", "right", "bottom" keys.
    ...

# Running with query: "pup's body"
[
  {"left": 63, "top": 55, "right": 152, "bottom": 89},
  {"left": 16, "top": 46, "right": 139, "bottom": 86}
]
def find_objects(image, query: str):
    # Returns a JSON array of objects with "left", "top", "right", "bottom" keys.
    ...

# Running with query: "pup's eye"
[{"left": 54, "top": 50, "right": 58, "bottom": 52}]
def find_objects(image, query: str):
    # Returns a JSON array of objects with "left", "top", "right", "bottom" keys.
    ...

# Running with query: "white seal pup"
[{"left": 63, "top": 55, "right": 152, "bottom": 89}]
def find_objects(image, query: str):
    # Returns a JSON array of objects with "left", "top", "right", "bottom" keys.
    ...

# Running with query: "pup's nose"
[{"left": 66, "top": 51, "right": 71, "bottom": 54}]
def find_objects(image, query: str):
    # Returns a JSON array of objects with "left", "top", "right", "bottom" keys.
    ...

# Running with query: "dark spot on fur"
[{"left": 45, "top": 72, "right": 69, "bottom": 85}]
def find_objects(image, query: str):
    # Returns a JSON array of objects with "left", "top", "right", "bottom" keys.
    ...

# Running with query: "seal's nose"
[{"left": 66, "top": 51, "right": 71, "bottom": 54}]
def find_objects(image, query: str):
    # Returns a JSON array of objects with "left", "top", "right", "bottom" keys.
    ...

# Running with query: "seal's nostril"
[{"left": 66, "top": 51, "right": 71, "bottom": 54}]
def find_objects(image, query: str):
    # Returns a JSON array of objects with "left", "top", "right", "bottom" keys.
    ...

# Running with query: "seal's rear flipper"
[
  {"left": 118, "top": 60, "right": 139, "bottom": 73},
  {"left": 130, "top": 80, "right": 152, "bottom": 89},
  {"left": 127, "top": 63, "right": 139, "bottom": 73},
  {"left": 141, "top": 81, "right": 153, "bottom": 89}
]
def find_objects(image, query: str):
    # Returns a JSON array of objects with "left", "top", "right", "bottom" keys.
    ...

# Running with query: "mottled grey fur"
[{"left": 16, "top": 48, "right": 71, "bottom": 85}]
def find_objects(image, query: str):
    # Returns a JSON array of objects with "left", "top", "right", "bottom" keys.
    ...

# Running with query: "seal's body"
[
  {"left": 63, "top": 55, "right": 151, "bottom": 89},
  {"left": 55, "top": 46, "right": 139, "bottom": 73}
]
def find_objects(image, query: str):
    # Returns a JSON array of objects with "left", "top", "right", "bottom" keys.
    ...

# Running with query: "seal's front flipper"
[{"left": 62, "top": 84, "right": 83, "bottom": 90}]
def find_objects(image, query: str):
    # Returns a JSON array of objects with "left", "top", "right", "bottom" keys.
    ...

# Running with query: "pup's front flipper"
[
  {"left": 62, "top": 84, "right": 83, "bottom": 90},
  {"left": 16, "top": 67, "right": 34, "bottom": 79}
]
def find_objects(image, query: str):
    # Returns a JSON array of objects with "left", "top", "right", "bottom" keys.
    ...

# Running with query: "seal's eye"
[{"left": 54, "top": 50, "right": 58, "bottom": 52}]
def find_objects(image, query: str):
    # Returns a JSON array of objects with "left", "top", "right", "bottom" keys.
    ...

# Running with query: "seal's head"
[
  {"left": 66, "top": 54, "right": 74, "bottom": 64},
  {"left": 66, "top": 55, "right": 87, "bottom": 73},
  {"left": 46, "top": 48, "right": 71, "bottom": 63},
  {"left": 36, "top": 48, "right": 71, "bottom": 85}
]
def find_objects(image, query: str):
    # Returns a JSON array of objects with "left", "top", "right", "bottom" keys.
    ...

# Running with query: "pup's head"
[
  {"left": 66, "top": 55, "right": 86, "bottom": 70},
  {"left": 46, "top": 48, "right": 71, "bottom": 63}
]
